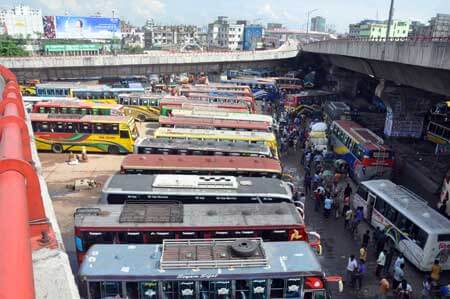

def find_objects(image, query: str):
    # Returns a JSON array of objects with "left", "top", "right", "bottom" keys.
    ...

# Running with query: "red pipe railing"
[{"left": 0, "top": 65, "right": 57, "bottom": 299}]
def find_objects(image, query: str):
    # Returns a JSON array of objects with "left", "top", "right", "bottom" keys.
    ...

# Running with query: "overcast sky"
[{"left": 2, "top": 0, "right": 449, "bottom": 32}]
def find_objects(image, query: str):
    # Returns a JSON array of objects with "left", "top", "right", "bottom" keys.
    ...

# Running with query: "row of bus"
[{"left": 67, "top": 83, "right": 347, "bottom": 299}]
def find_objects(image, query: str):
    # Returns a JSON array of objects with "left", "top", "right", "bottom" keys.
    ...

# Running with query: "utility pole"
[{"left": 385, "top": 0, "right": 394, "bottom": 40}]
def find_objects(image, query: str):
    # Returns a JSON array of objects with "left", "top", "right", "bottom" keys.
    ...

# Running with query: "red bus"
[
  {"left": 120, "top": 154, "right": 282, "bottom": 177},
  {"left": 32, "top": 100, "right": 124, "bottom": 116},
  {"left": 160, "top": 95, "right": 254, "bottom": 113},
  {"left": 159, "top": 115, "right": 272, "bottom": 132},
  {"left": 74, "top": 202, "right": 321, "bottom": 264}
]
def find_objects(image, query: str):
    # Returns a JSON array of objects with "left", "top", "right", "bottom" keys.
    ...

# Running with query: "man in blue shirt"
[{"left": 324, "top": 194, "right": 333, "bottom": 218}]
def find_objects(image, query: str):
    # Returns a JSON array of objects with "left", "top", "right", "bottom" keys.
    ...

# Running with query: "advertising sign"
[{"left": 51, "top": 16, "right": 120, "bottom": 39}]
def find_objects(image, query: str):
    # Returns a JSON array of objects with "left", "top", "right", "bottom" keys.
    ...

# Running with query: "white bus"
[{"left": 353, "top": 179, "right": 450, "bottom": 271}]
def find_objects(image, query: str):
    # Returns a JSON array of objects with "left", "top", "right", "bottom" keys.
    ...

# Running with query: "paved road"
[{"left": 279, "top": 147, "right": 448, "bottom": 299}]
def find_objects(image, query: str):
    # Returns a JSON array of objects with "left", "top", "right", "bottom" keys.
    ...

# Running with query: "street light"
[{"left": 306, "top": 9, "right": 319, "bottom": 35}]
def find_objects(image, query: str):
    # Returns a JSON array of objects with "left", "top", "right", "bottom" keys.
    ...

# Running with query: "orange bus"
[
  {"left": 158, "top": 115, "right": 272, "bottom": 132},
  {"left": 121, "top": 154, "right": 282, "bottom": 177}
]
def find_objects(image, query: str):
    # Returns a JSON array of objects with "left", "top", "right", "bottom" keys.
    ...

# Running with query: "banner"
[{"left": 51, "top": 16, "right": 121, "bottom": 39}]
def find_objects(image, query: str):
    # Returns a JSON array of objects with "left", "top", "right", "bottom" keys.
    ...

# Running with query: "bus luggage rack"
[
  {"left": 48, "top": 113, "right": 85, "bottom": 119},
  {"left": 119, "top": 200, "right": 183, "bottom": 223},
  {"left": 160, "top": 238, "right": 268, "bottom": 270}
]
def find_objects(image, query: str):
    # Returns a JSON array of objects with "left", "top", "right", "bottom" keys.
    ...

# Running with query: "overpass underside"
[
  {"left": 318, "top": 53, "right": 450, "bottom": 96},
  {"left": 11, "top": 58, "right": 295, "bottom": 81}
]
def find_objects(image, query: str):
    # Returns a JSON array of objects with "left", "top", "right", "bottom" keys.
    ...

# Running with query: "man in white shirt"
[
  {"left": 376, "top": 249, "right": 386, "bottom": 277},
  {"left": 346, "top": 254, "right": 358, "bottom": 287}
]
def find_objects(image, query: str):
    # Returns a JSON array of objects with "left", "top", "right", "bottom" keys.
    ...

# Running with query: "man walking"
[
  {"left": 376, "top": 249, "right": 386, "bottom": 277},
  {"left": 346, "top": 254, "right": 358, "bottom": 288}
]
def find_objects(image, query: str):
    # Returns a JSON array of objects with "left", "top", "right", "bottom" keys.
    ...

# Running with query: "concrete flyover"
[
  {"left": 0, "top": 40, "right": 300, "bottom": 81},
  {"left": 302, "top": 38, "right": 450, "bottom": 96}
]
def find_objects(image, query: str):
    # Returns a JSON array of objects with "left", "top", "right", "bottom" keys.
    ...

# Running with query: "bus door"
[{"left": 367, "top": 193, "right": 376, "bottom": 223}]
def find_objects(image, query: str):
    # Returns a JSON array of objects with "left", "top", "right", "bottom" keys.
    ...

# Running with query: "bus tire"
[
  {"left": 51, "top": 143, "right": 63, "bottom": 153},
  {"left": 108, "top": 145, "right": 120, "bottom": 155},
  {"left": 231, "top": 239, "right": 258, "bottom": 257}
]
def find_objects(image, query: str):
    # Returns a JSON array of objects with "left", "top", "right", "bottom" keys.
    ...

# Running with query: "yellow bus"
[
  {"left": 32, "top": 100, "right": 124, "bottom": 116},
  {"left": 30, "top": 113, "right": 139, "bottom": 154},
  {"left": 117, "top": 93, "right": 162, "bottom": 121},
  {"left": 153, "top": 127, "right": 278, "bottom": 158}
]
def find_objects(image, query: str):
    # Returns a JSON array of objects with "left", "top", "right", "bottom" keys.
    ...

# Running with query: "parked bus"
[
  {"left": 329, "top": 120, "right": 394, "bottom": 181},
  {"left": 160, "top": 96, "right": 254, "bottom": 113},
  {"left": 159, "top": 116, "right": 272, "bottom": 132},
  {"left": 100, "top": 174, "right": 294, "bottom": 205},
  {"left": 179, "top": 86, "right": 253, "bottom": 98},
  {"left": 153, "top": 127, "right": 278, "bottom": 157},
  {"left": 31, "top": 113, "right": 139, "bottom": 154},
  {"left": 79, "top": 239, "right": 341, "bottom": 299},
  {"left": 426, "top": 121, "right": 450, "bottom": 145},
  {"left": 323, "top": 101, "right": 352, "bottom": 126},
  {"left": 185, "top": 93, "right": 256, "bottom": 113},
  {"left": 121, "top": 154, "right": 282, "bottom": 177},
  {"left": 74, "top": 202, "right": 320, "bottom": 263},
  {"left": 222, "top": 78, "right": 278, "bottom": 101},
  {"left": 117, "top": 93, "right": 162, "bottom": 121},
  {"left": 160, "top": 103, "right": 251, "bottom": 116},
  {"left": 170, "top": 109, "right": 273, "bottom": 126},
  {"left": 134, "top": 138, "right": 274, "bottom": 158},
  {"left": 353, "top": 179, "right": 450, "bottom": 271},
  {"left": 32, "top": 100, "right": 124, "bottom": 116},
  {"left": 285, "top": 90, "right": 338, "bottom": 114}
]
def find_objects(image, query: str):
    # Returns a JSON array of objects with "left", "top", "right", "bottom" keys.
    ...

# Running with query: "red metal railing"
[{"left": 0, "top": 65, "right": 57, "bottom": 299}]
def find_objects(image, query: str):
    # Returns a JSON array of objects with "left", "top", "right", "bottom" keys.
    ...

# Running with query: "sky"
[{"left": 2, "top": 0, "right": 449, "bottom": 32}]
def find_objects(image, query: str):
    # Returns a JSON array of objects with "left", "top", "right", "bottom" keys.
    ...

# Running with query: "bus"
[
  {"left": 179, "top": 86, "right": 253, "bottom": 98},
  {"left": 285, "top": 90, "right": 338, "bottom": 114},
  {"left": 160, "top": 96, "right": 254, "bottom": 113},
  {"left": 186, "top": 93, "right": 256, "bottom": 113},
  {"left": 117, "top": 93, "right": 162, "bottom": 121},
  {"left": 100, "top": 174, "right": 294, "bottom": 205},
  {"left": 32, "top": 100, "right": 124, "bottom": 116},
  {"left": 323, "top": 101, "right": 352, "bottom": 126},
  {"left": 30, "top": 114, "right": 139, "bottom": 154},
  {"left": 121, "top": 154, "right": 282, "bottom": 177},
  {"left": 79, "top": 239, "right": 341, "bottom": 299},
  {"left": 222, "top": 79, "right": 278, "bottom": 101},
  {"left": 160, "top": 103, "right": 251, "bottom": 116},
  {"left": 425, "top": 121, "right": 450, "bottom": 145},
  {"left": 158, "top": 116, "right": 272, "bottom": 132},
  {"left": 353, "top": 179, "right": 450, "bottom": 271},
  {"left": 153, "top": 127, "right": 278, "bottom": 157},
  {"left": 329, "top": 120, "right": 394, "bottom": 182},
  {"left": 182, "top": 83, "right": 252, "bottom": 93},
  {"left": 134, "top": 138, "right": 274, "bottom": 159},
  {"left": 170, "top": 109, "right": 273, "bottom": 126},
  {"left": 74, "top": 202, "right": 320, "bottom": 264}
]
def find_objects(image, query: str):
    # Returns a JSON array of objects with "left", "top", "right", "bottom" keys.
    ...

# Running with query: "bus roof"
[
  {"left": 134, "top": 138, "right": 272, "bottom": 155},
  {"left": 35, "top": 100, "right": 123, "bottom": 109},
  {"left": 158, "top": 116, "right": 270, "bottom": 130},
  {"left": 79, "top": 241, "right": 322, "bottom": 279},
  {"left": 361, "top": 180, "right": 450, "bottom": 234},
  {"left": 288, "top": 90, "right": 337, "bottom": 97},
  {"left": 36, "top": 82, "right": 93, "bottom": 89},
  {"left": 186, "top": 93, "right": 254, "bottom": 101},
  {"left": 160, "top": 96, "right": 250, "bottom": 106},
  {"left": 121, "top": 154, "right": 281, "bottom": 173},
  {"left": 154, "top": 127, "right": 276, "bottom": 141},
  {"left": 333, "top": 120, "right": 390, "bottom": 151},
  {"left": 102, "top": 174, "right": 292, "bottom": 199},
  {"left": 75, "top": 202, "right": 302, "bottom": 228},
  {"left": 30, "top": 113, "right": 130, "bottom": 123},
  {"left": 170, "top": 109, "right": 273, "bottom": 123}
]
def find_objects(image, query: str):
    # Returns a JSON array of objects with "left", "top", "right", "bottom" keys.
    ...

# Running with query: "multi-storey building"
[
  {"left": 0, "top": 5, "right": 43, "bottom": 38},
  {"left": 348, "top": 19, "right": 411, "bottom": 39},
  {"left": 311, "top": 16, "right": 326, "bottom": 32}
]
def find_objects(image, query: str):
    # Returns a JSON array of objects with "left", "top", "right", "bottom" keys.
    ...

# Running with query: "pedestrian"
[
  {"left": 378, "top": 276, "right": 390, "bottom": 299},
  {"left": 342, "top": 194, "right": 351, "bottom": 216},
  {"left": 344, "top": 208, "right": 353, "bottom": 229},
  {"left": 376, "top": 231, "right": 386, "bottom": 258},
  {"left": 314, "top": 185, "right": 325, "bottom": 212},
  {"left": 394, "top": 254, "right": 405, "bottom": 270},
  {"left": 354, "top": 259, "right": 366, "bottom": 290},
  {"left": 376, "top": 249, "right": 386, "bottom": 277},
  {"left": 439, "top": 199, "right": 448, "bottom": 217},
  {"left": 323, "top": 193, "right": 333, "bottom": 218},
  {"left": 421, "top": 276, "right": 432, "bottom": 299},
  {"left": 303, "top": 173, "right": 311, "bottom": 195},
  {"left": 346, "top": 254, "right": 358, "bottom": 287},
  {"left": 362, "top": 230, "right": 370, "bottom": 248},
  {"left": 430, "top": 259, "right": 442, "bottom": 284},
  {"left": 384, "top": 246, "right": 395, "bottom": 274},
  {"left": 344, "top": 182, "right": 352, "bottom": 198},
  {"left": 393, "top": 263, "right": 405, "bottom": 290},
  {"left": 351, "top": 207, "right": 363, "bottom": 235},
  {"left": 396, "top": 279, "right": 412, "bottom": 299},
  {"left": 359, "top": 245, "right": 367, "bottom": 263}
]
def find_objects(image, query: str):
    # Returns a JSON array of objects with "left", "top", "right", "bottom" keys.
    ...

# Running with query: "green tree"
[
  {"left": 0, "top": 36, "right": 28, "bottom": 56},
  {"left": 124, "top": 45, "right": 144, "bottom": 54}
]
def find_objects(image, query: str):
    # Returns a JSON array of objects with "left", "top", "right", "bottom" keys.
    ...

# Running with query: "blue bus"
[
  {"left": 221, "top": 79, "right": 278, "bottom": 101},
  {"left": 79, "top": 238, "right": 342, "bottom": 299}
]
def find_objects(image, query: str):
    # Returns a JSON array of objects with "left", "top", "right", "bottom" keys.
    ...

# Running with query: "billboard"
[{"left": 44, "top": 16, "right": 121, "bottom": 39}]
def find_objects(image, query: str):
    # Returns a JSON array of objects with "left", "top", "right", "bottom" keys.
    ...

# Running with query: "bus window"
[
  {"left": 92, "top": 108, "right": 99, "bottom": 115},
  {"left": 201, "top": 281, "right": 231, "bottom": 299},
  {"left": 83, "top": 231, "right": 114, "bottom": 249},
  {"left": 285, "top": 278, "right": 301, "bottom": 298},
  {"left": 384, "top": 203, "right": 398, "bottom": 224},
  {"left": 252, "top": 280, "right": 267, "bottom": 299},
  {"left": 65, "top": 122, "right": 76, "bottom": 133},
  {"left": 120, "top": 130, "right": 130, "bottom": 139},
  {"left": 104, "top": 124, "right": 119, "bottom": 135},
  {"left": 141, "top": 98, "right": 149, "bottom": 106},
  {"left": 80, "top": 123, "right": 92, "bottom": 134},
  {"left": 118, "top": 232, "right": 144, "bottom": 244},
  {"left": 438, "top": 234, "right": 450, "bottom": 242},
  {"left": 139, "top": 281, "right": 158, "bottom": 298},
  {"left": 131, "top": 98, "right": 139, "bottom": 106},
  {"left": 178, "top": 232, "right": 198, "bottom": 239},
  {"left": 179, "top": 281, "right": 195, "bottom": 298},
  {"left": 148, "top": 232, "right": 175, "bottom": 243},
  {"left": 262, "top": 230, "right": 288, "bottom": 241},
  {"left": 269, "top": 279, "right": 284, "bottom": 298},
  {"left": 94, "top": 124, "right": 105, "bottom": 134},
  {"left": 162, "top": 281, "right": 177, "bottom": 299},
  {"left": 53, "top": 122, "right": 65, "bottom": 133},
  {"left": 374, "top": 198, "right": 386, "bottom": 214},
  {"left": 236, "top": 280, "right": 250, "bottom": 299},
  {"left": 101, "top": 282, "right": 122, "bottom": 298}
]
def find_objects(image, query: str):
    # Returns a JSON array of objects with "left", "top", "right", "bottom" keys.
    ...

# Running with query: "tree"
[
  {"left": 124, "top": 45, "right": 144, "bottom": 54},
  {"left": 0, "top": 36, "right": 28, "bottom": 56}
]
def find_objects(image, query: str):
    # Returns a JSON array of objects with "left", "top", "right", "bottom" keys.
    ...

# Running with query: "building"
[
  {"left": 427, "top": 13, "right": 450, "bottom": 38},
  {"left": 228, "top": 22, "right": 244, "bottom": 50},
  {"left": 144, "top": 23, "right": 199, "bottom": 50},
  {"left": 311, "top": 16, "right": 326, "bottom": 32},
  {"left": 264, "top": 28, "right": 334, "bottom": 48},
  {"left": 243, "top": 24, "right": 263, "bottom": 50},
  {"left": 348, "top": 19, "right": 411, "bottom": 39},
  {"left": 408, "top": 21, "right": 426, "bottom": 37},
  {"left": 0, "top": 5, "right": 43, "bottom": 39},
  {"left": 207, "top": 16, "right": 229, "bottom": 49},
  {"left": 267, "top": 23, "right": 283, "bottom": 30}
]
